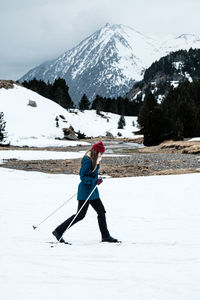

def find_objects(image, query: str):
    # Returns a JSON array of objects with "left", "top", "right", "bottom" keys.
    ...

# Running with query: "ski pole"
[
  {"left": 52, "top": 184, "right": 98, "bottom": 248},
  {"left": 32, "top": 192, "right": 77, "bottom": 230}
]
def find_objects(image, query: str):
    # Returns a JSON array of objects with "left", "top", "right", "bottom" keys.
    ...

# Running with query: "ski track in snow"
[{"left": 1, "top": 167, "right": 200, "bottom": 300}]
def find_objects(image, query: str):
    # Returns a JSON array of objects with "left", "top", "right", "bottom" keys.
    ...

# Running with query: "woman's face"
[{"left": 98, "top": 152, "right": 103, "bottom": 158}]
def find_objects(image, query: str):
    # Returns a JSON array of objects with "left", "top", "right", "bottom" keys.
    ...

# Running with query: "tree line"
[
  {"left": 130, "top": 48, "right": 200, "bottom": 105},
  {"left": 144, "top": 48, "right": 200, "bottom": 83},
  {"left": 21, "top": 78, "right": 74, "bottom": 109},
  {"left": 21, "top": 78, "right": 143, "bottom": 116},
  {"left": 138, "top": 80, "right": 200, "bottom": 146}
]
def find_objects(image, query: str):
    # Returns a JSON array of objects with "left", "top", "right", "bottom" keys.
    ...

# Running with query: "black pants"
[{"left": 55, "top": 198, "right": 110, "bottom": 238}]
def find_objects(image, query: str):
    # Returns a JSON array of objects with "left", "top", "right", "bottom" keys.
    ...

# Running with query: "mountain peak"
[
  {"left": 105, "top": 22, "right": 111, "bottom": 27},
  {"left": 98, "top": 23, "right": 125, "bottom": 36}
]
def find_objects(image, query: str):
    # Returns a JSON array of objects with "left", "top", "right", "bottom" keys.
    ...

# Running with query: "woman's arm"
[{"left": 80, "top": 159, "right": 97, "bottom": 185}]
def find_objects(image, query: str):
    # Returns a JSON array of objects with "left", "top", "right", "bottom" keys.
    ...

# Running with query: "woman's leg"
[
  {"left": 90, "top": 198, "right": 110, "bottom": 239},
  {"left": 54, "top": 200, "right": 90, "bottom": 236}
]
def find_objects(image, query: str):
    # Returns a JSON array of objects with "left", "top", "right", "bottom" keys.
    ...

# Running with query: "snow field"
[
  {"left": 0, "top": 150, "right": 130, "bottom": 163},
  {"left": 0, "top": 84, "right": 139, "bottom": 147},
  {"left": 1, "top": 167, "right": 200, "bottom": 300},
  {"left": 0, "top": 150, "right": 84, "bottom": 161}
]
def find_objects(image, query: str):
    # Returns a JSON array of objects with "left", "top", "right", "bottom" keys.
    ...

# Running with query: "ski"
[
  {"left": 47, "top": 240, "right": 122, "bottom": 246},
  {"left": 48, "top": 241, "right": 72, "bottom": 246},
  {"left": 102, "top": 241, "right": 122, "bottom": 245},
  {"left": 47, "top": 240, "right": 123, "bottom": 247}
]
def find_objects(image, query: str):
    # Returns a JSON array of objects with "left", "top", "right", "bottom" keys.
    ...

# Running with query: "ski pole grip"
[{"left": 97, "top": 178, "right": 103, "bottom": 185}]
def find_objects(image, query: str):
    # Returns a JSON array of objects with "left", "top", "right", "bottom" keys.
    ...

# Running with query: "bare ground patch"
[
  {"left": 1, "top": 156, "right": 200, "bottom": 177},
  {"left": 139, "top": 140, "right": 200, "bottom": 154},
  {"left": 1, "top": 138, "right": 200, "bottom": 177}
]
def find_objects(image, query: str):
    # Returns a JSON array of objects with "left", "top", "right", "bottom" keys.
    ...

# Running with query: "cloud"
[{"left": 0, "top": 0, "right": 199, "bottom": 80}]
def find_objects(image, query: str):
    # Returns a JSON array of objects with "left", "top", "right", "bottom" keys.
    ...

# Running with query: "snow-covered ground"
[
  {"left": 0, "top": 150, "right": 84, "bottom": 161},
  {"left": 0, "top": 150, "right": 129, "bottom": 163},
  {"left": 188, "top": 137, "right": 200, "bottom": 142},
  {"left": 7, "top": 138, "right": 90, "bottom": 148},
  {"left": 1, "top": 167, "right": 200, "bottom": 300},
  {"left": 0, "top": 84, "right": 140, "bottom": 147}
]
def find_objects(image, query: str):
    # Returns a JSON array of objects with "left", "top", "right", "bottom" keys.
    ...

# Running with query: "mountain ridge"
[{"left": 19, "top": 23, "right": 200, "bottom": 104}]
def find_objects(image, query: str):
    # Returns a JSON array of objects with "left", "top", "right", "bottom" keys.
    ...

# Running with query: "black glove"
[{"left": 96, "top": 178, "right": 103, "bottom": 185}]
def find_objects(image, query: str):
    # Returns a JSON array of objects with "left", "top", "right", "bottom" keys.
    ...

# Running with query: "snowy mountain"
[
  {"left": 159, "top": 33, "right": 200, "bottom": 52},
  {"left": 19, "top": 23, "right": 200, "bottom": 104},
  {"left": 0, "top": 82, "right": 138, "bottom": 146}
]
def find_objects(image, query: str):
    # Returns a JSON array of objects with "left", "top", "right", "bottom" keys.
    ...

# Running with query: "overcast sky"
[{"left": 0, "top": 0, "right": 199, "bottom": 80}]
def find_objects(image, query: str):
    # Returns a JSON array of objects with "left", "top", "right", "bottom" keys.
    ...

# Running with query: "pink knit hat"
[{"left": 92, "top": 140, "right": 105, "bottom": 153}]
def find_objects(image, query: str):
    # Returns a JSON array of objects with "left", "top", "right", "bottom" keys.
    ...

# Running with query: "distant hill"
[
  {"left": 0, "top": 81, "right": 138, "bottom": 145},
  {"left": 127, "top": 48, "right": 200, "bottom": 102}
]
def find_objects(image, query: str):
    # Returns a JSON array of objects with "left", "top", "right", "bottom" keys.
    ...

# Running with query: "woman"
[{"left": 52, "top": 140, "right": 119, "bottom": 243}]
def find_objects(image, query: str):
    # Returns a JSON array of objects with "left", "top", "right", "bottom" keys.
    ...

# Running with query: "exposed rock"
[
  {"left": 63, "top": 125, "right": 78, "bottom": 140},
  {"left": 27, "top": 100, "right": 37, "bottom": 107},
  {"left": 59, "top": 115, "right": 66, "bottom": 120},
  {"left": 0, "top": 80, "right": 15, "bottom": 89},
  {"left": 106, "top": 131, "right": 114, "bottom": 138}
]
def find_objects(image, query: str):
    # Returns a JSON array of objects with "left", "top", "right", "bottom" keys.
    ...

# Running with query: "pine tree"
[
  {"left": 138, "top": 92, "right": 157, "bottom": 133},
  {"left": 91, "top": 94, "right": 100, "bottom": 110},
  {"left": 79, "top": 94, "right": 90, "bottom": 111},
  {"left": 143, "top": 106, "right": 169, "bottom": 146},
  {"left": 118, "top": 115, "right": 126, "bottom": 129},
  {"left": 162, "top": 80, "right": 198, "bottom": 138},
  {"left": 116, "top": 96, "right": 125, "bottom": 115},
  {"left": 94, "top": 96, "right": 104, "bottom": 114},
  {"left": 173, "top": 118, "right": 184, "bottom": 141},
  {"left": 0, "top": 112, "right": 7, "bottom": 144},
  {"left": 105, "top": 98, "right": 117, "bottom": 113},
  {"left": 53, "top": 78, "right": 74, "bottom": 109}
]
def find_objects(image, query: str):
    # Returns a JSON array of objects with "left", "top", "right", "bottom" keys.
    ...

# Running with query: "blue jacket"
[{"left": 77, "top": 155, "right": 99, "bottom": 201}]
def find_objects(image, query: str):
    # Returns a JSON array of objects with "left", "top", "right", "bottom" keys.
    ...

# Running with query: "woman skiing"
[{"left": 52, "top": 140, "right": 119, "bottom": 243}]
